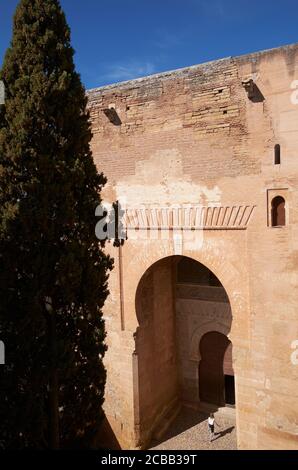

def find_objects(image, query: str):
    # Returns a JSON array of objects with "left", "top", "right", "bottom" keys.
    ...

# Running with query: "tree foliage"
[{"left": 0, "top": 0, "right": 112, "bottom": 449}]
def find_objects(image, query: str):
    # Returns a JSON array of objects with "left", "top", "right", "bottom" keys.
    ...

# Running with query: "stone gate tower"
[{"left": 88, "top": 43, "right": 298, "bottom": 450}]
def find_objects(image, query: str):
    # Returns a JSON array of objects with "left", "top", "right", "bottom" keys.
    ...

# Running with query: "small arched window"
[
  {"left": 271, "top": 196, "right": 285, "bottom": 227},
  {"left": 274, "top": 144, "right": 281, "bottom": 165}
]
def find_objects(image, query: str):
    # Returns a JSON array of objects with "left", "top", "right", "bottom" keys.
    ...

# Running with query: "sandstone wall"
[
  {"left": 88, "top": 43, "right": 298, "bottom": 449},
  {"left": 135, "top": 258, "right": 178, "bottom": 447}
]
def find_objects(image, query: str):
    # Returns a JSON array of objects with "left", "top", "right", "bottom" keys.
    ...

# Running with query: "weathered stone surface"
[{"left": 88, "top": 43, "right": 298, "bottom": 450}]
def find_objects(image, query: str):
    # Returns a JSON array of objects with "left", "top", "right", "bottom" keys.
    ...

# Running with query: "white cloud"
[
  {"left": 152, "top": 30, "right": 186, "bottom": 50},
  {"left": 102, "top": 61, "right": 156, "bottom": 82}
]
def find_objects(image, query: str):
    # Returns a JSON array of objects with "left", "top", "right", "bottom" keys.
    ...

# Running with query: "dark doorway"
[
  {"left": 199, "top": 331, "right": 234, "bottom": 407},
  {"left": 224, "top": 375, "right": 235, "bottom": 406}
]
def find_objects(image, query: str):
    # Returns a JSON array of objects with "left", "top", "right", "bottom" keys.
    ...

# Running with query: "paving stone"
[{"left": 149, "top": 408, "right": 237, "bottom": 450}]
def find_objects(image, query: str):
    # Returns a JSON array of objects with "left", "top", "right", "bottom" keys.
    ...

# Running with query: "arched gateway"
[
  {"left": 134, "top": 256, "right": 235, "bottom": 447},
  {"left": 89, "top": 44, "right": 298, "bottom": 450}
]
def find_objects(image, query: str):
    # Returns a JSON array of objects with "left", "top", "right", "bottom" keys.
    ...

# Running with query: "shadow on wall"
[
  {"left": 242, "top": 79, "right": 265, "bottom": 103},
  {"left": 250, "top": 84, "right": 265, "bottom": 103},
  {"left": 150, "top": 407, "right": 207, "bottom": 448},
  {"left": 94, "top": 416, "right": 122, "bottom": 450}
]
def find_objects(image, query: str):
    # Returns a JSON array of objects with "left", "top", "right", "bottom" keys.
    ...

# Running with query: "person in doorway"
[{"left": 207, "top": 413, "right": 219, "bottom": 442}]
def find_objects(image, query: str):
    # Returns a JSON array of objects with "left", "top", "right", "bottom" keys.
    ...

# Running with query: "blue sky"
[{"left": 1, "top": 0, "right": 298, "bottom": 90}]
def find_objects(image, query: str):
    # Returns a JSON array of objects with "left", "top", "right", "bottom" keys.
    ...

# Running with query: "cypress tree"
[{"left": 0, "top": 0, "right": 113, "bottom": 449}]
